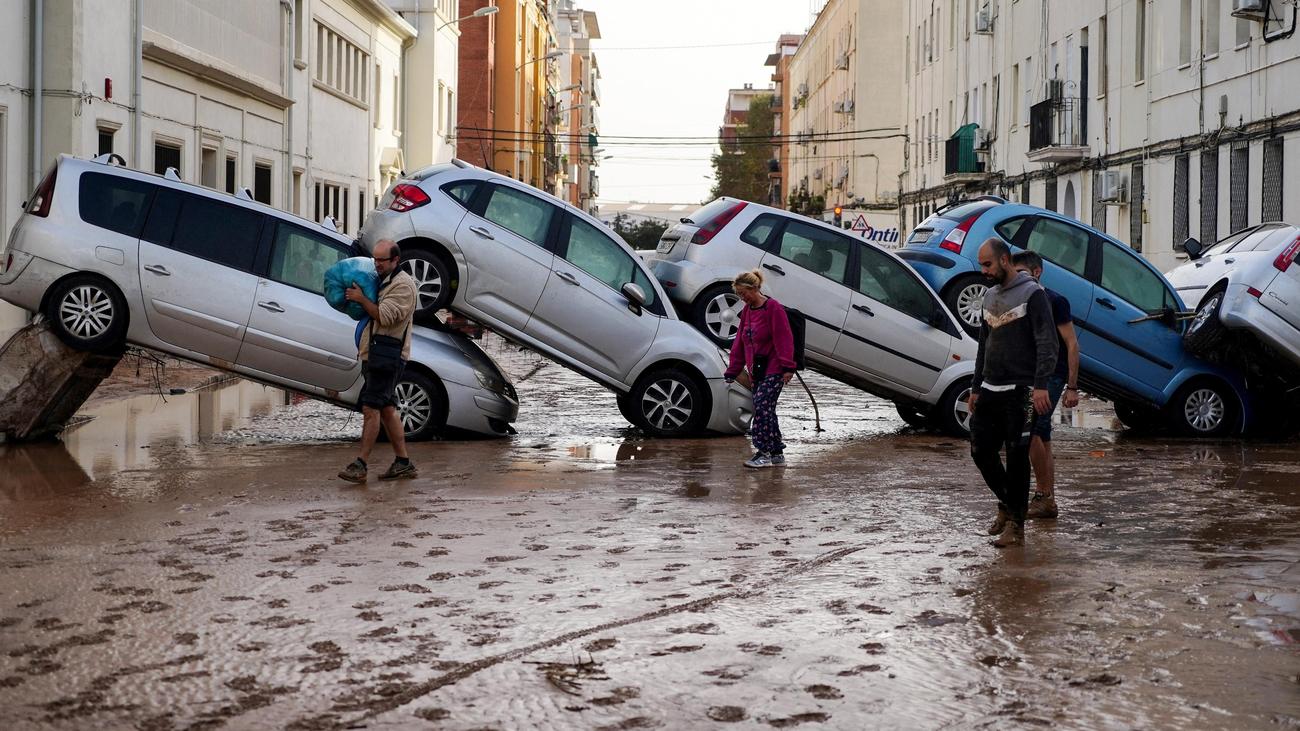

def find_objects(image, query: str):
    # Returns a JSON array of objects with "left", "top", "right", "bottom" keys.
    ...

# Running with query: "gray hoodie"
[{"left": 971, "top": 271, "right": 1058, "bottom": 390}]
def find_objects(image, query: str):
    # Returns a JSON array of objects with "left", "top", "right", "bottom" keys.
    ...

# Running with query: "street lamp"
[
  {"left": 517, "top": 50, "right": 562, "bottom": 70},
  {"left": 437, "top": 5, "right": 498, "bottom": 32}
]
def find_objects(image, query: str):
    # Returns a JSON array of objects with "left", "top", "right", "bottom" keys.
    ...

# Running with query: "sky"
[{"left": 576, "top": 1, "right": 823, "bottom": 206}]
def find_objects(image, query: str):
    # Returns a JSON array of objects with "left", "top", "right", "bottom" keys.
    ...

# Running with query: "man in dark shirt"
[
  {"left": 1012, "top": 251, "right": 1080, "bottom": 521},
  {"left": 968, "top": 239, "right": 1058, "bottom": 548}
]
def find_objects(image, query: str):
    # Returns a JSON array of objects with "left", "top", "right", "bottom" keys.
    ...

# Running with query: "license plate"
[{"left": 656, "top": 239, "right": 675, "bottom": 254}]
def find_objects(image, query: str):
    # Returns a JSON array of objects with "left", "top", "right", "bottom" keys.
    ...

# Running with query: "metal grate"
[
  {"left": 1173, "top": 154, "right": 1189, "bottom": 250},
  {"left": 1230, "top": 141, "right": 1249, "bottom": 232},
  {"left": 1092, "top": 171, "right": 1106, "bottom": 232},
  {"left": 1201, "top": 147, "right": 1219, "bottom": 244},
  {"left": 1263, "top": 137, "right": 1284, "bottom": 222},
  {"left": 1130, "top": 163, "right": 1144, "bottom": 252},
  {"left": 1045, "top": 177, "right": 1058, "bottom": 212}
]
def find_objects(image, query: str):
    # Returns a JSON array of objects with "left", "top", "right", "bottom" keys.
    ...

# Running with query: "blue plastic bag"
[{"left": 324, "top": 257, "right": 378, "bottom": 321}]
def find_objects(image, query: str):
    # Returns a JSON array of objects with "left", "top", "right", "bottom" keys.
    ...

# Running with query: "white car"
[
  {"left": 0, "top": 154, "right": 518, "bottom": 440},
  {"left": 645, "top": 197, "right": 978, "bottom": 435},
  {"left": 356, "top": 161, "right": 753, "bottom": 438},
  {"left": 1167, "top": 223, "right": 1300, "bottom": 377}
]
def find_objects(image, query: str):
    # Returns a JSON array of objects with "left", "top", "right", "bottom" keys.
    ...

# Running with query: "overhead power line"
[{"left": 456, "top": 125, "right": 904, "bottom": 141}]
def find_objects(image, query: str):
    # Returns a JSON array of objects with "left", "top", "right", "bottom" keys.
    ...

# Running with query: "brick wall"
[{"left": 457, "top": 0, "right": 496, "bottom": 166}]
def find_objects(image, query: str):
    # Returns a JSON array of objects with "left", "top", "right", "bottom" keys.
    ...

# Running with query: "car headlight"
[{"left": 472, "top": 362, "right": 507, "bottom": 394}]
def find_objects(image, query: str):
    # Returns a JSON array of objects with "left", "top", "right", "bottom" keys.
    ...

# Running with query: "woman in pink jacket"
[{"left": 724, "top": 269, "right": 797, "bottom": 468}]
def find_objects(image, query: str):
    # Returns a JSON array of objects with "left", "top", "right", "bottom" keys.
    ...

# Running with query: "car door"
[
  {"left": 834, "top": 242, "right": 953, "bottom": 395},
  {"left": 1017, "top": 214, "right": 1097, "bottom": 329},
  {"left": 757, "top": 219, "right": 853, "bottom": 358},
  {"left": 525, "top": 213, "right": 661, "bottom": 381},
  {"left": 237, "top": 221, "right": 360, "bottom": 393},
  {"left": 454, "top": 182, "right": 556, "bottom": 331},
  {"left": 137, "top": 188, "right": 263, "bottom": 363}
]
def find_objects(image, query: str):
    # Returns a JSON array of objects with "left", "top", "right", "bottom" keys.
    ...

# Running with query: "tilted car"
[
  {"left": 897, "top": 198, "right": 1253, "bottom": 436},
  {"left": 645, "top": 197, "right": 978, "bottom": 436},
  {"left": 356, "top": 161, "right": 753, "bottom": 438},
  {"left": 0, "top": 154, "right": 518, "bottom": 440}
]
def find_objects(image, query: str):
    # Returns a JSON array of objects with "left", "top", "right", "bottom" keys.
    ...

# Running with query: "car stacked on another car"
[
  {"left": 356, "top": 161, "right": 753, "bottom": 438},
  {"left": 897, "top": 198, "right": 1253, "bottom": 436},
  {"left": 0, "top": 154, "right": 518, "bottom": 440},
  {"left": 644, "top": 197, "right": 978, "bottom": 436}
]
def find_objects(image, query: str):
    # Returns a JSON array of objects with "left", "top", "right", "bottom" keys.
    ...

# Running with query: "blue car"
[{"left": 897, "top": 198, "right": 1251, "bottom": 437}]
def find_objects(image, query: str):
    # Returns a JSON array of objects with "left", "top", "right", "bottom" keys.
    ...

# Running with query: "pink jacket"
[{"left": 725, "top": 297, "right": 797, "bottom": 380}]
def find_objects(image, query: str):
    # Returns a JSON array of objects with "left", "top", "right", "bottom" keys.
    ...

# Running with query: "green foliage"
[
  {"left": 610, "top": 213, "right": 670, "bottom": 250},
  {"left": 709, "top": 93, "right": 774, "bottom": 203},
  {"left": 786, "top": 189, "right": 825, "bottom": 217}
]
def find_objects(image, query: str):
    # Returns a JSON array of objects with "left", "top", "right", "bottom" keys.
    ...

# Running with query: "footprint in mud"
[
  {"left": 583, "top": 638, "right": 618, "bottom": 652},
  {"left": 485, "top": 556, "right": 524, "bottom": 563},
  {"left": 595, "top": 718, "right": 658, "bottom": 730},
  {"left": 357, "top": 611, "right": 383, "bottom": 622},
  {"left": 765, "top": 712, "right": 831, "bottom": 727},
  {"left": 414, "top": 708, "right": 450, "bottom": 721},
  {"left": 380, "top": 584, "right": 431, "bottom": 594},
  {"left": 859, "top": 642, "right": 886, "bottom": 655},
  {"left": 524, "top": 544, "right": 549, "bottom": 552},
  {"left": 737, "top": 642, "right": 783, "bottom": 656},
  {"left": 648, "top": 645, "right": 703, "bottom": 657},
  {"left": 856, "top": 603, "right": 890, "bottom": 615},
  {"left": 707, "top": 706, "right": 748, "bottom": 722},
  {"left": 804, "top": 684, "right": 843, "bottom": 700},
  {"left": 913, "top": 610, "right": 964, "bottom": 628},
  {"left": 590, "top": 687, "right": 640, "bottom": 706},
  {"left": 837, "top": 664, "right": 882, "bottom": 676},
  {"left": 174, "top": 632, "right": 199, "bottom": 645},
  {"left": 702, "top": 665, "right": 752, "bottom": 681},
  {"left": 668, "top": 623, "right": 718, "bottom": 635}
]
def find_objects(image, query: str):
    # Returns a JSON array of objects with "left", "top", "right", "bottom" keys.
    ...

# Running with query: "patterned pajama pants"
[{"left": 750, "top": 374, "right": 786, "bottom": 455}]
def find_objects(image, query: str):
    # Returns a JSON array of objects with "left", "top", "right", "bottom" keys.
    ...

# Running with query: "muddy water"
[{"left": 0, "top": 336, "right": 1297, "bottom": 729}]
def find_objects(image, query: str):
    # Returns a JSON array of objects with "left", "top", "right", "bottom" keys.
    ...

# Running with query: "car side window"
[
  {"left": 269, "top": 224, "right": 350, "bottom": 295},
  {"left": 78, "top": 172, "right": 156, "bottom": 237},
  {"left": 1024, "top": 218, "right": 1090, "bottom": 277},
  {"left": 165, "top": 193, "right": 264, "bottom": 272},
  {"left": 775, "top": 220, "right": 851, "bottom": 284},
  {"left": 740, "top": 214, "right": 782, "bottom": 248},
  {"left": 561, "top": 216, "right": 659, "bottom": 309},
  {"left": 442, "top": 180, "right": 480, "bottom": 209},
  {"left": 994, "top": 216, "right": 1028, "bottom": 243},
  {"left": 1099, "top": 244, "right": 1171, "bottom": 314},
  {"left": 481, "top": 185, "right": 553, "bottom": 245},
  {"left": 857, "top": 244, "right": 940, "bottom": 324}
]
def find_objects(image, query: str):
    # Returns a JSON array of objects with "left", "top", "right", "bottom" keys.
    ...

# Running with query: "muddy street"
[{"left": 1, "top": 336, "right": 1297, "bottom": 730}]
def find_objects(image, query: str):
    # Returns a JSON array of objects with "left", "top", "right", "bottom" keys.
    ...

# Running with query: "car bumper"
[
  {"left": 0, "top": 253, "right": 74, "bottom": 313},
  {"left": 897, "top": 248, "right": 974, "bottom": 292},
  {"left": 646, "top": 258, "right": 728, "bottom": 307},
  {"left": 357, "top": 210, "right": 417, "bottom": 254},
  {"left": 1220, "top": 283, "right": 1300, "bottom": 368},
  {"left": 445, "top": 383, "right": 519, "bottom": 436},
  {"left": 704, "top": 378, "right": 753, "bottom": 435}
]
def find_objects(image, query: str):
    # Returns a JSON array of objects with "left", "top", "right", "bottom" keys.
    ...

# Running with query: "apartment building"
[
  {"left": 553, "top": 0, "right": 601, "bottom": 213},
  {"left": 903, "top": 0, "right": 1300, "bottom": 272},
  {"left": 787, "top": 0, "right": 907, "bottom": 236},
  {"left": 765, "top": 34, "right": 803, "bottom": 209},
  {"left": 390, "top": 0, "right": 475, "bottom": 171}
]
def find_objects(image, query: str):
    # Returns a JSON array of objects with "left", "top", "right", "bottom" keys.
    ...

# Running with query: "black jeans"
[{"left": 969, "top": 387, "right": 1035, "bottom": 524}]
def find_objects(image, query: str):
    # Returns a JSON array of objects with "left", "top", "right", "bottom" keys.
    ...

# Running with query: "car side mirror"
[
  {"left": 621, "top": 282, "right": 647, "bottom": 314},
  {"left": 1182, "top": 236, "right": 1204, "bottom": 260}
]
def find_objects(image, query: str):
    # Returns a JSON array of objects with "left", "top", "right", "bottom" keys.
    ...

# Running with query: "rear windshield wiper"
[{"left": 680, "top": 217, "right": 695, "bottom": 224}]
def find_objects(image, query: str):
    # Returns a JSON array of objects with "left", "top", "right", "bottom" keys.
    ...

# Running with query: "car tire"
[
  {"left": 691, "top": 284, "right": 743, "bottom": 347},
  {"left": 895, "top": 403, "right": 930, "bottom": 428},
  {"left": 628, "top": 368, "right": 709, "bottom": 437},
  {"left": 401, "top": 249, "right": 453, "bottom": 314},
  {"left": 615, "top": 393, "right": 640, "bottom": 428},
  {"left": 44, "top": 274, "right": 129, "bottom": 352},
  {"left": 393, "top": 370, "right": 448, "bottom": 441},
  {"left": 1183, "top": 288, "right": 1228, "bottom": 357},
  {"left": 943, "top": 275, "right": 989, "bottom": 337},
  {"left": 931, "top": 377, "right": 975, "bottom": 437},
  {"left": 1113, "top": 400, "right": 1162, "bottom": 432},
  {"left": 1166, "top": 380, "right": 1239, "bottom": 438}
]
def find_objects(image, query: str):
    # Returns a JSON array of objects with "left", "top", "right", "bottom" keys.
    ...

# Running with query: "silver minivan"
[{"left": 0, "top": 155, "right": 518, "bottom": 440}]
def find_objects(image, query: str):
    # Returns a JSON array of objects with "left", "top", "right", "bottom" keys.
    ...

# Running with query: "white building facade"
[
  {"left": 902, "top": 0, "right": 1300, "bottom": 272},
  {"left": 553, "top": 0, "right": 601, "bottom": 214}
]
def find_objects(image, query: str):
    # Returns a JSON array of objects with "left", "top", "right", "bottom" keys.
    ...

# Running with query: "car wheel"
[
  {"left": 943, "top": 275, "right": 988, "bottom": 337},
  {"left": 394, "top": 370, "right": 448, "bottom": 441},
  {"left": 44, "top": 274, "right": 128, "bottom": 352},
  {"left": 691, "top": 284, "right": 743, "bottom": 347},
  {"left": 1167, "top": 380, "right": 1238, "bottom": 438},
  {"left": 615, "top": 393, "right": 640, "bottom": 428},
  {"left": 401, "top": 249, "right": 453, "bottom": 314},
  {"left": 932, "top": 377, "right": 974, "bottom": 437},
  {"left": 1114, "top": 400, "right": 1162, "bottom": 431},
  {"left": 1183, "top": 288, "right": 1228, "bottom": 357},
  {"left": 629, "top": 368, "right": 709, "bottom": 437},
  {"left": 895, "top": 403, "right": 930, "bottom": 428}
]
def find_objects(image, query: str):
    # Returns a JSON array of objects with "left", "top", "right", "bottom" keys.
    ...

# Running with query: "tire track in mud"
[{"left": 324, "top": 543, "right": 871, "bottom": 727}]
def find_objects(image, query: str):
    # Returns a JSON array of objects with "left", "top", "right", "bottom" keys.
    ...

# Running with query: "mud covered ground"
[{"left": 1, "top": 334, "right": 1297, "bottom": 730}]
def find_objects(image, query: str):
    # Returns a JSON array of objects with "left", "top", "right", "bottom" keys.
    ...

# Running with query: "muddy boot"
[
  {"left": 1026, "top": 492, "right": 1059, "bottom": 520},
  {"left": 987, "top": 505, "right": 1010, "bottom": 535},
  {"left": 744, "top": 452, "right": 774, "bottom": 468},
  {"left": 990, "top": 521, "right": 1024, "bottom": 548},
  {"left": 338, "top": 458, "right": 367, "bottom": 484},
  {"left": 379, "top": 459, "right": 418, "bottom": 481}
]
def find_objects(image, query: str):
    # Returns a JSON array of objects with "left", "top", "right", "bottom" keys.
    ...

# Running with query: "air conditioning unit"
[
  {"left": 845, "top": 99, "right": 855, "bottom": 114},
  {"left": 1232, "top": 0, "right": 1267, "bottom": 20},
  {"left": 974, "top": 6, "right": 993, "bottom": 33},
  {"left": 975, "top": 128, "right": 993, "bottom": 149},
  {"left": 1046, "top": 79, "right": 1065, "bottom": 103},
  {"left": 797, "top": 82, "right": 809, "bottom": 96},
  {"left": 833, "top": 101, "right": 845, "bottom": 113},
  {"left": 1099, "top": 170, "right": 1129, "bottom": 204},
  {"left": 835, "top": 52, "right": 850, "bottom": 70},
  {"left": 813, "top": 168, "right": 823, "bottom": 180}
]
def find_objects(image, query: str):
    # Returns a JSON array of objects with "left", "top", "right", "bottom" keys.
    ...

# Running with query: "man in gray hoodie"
[{"left": 967, "top": 238, "right": 1058, "bottom": 548}]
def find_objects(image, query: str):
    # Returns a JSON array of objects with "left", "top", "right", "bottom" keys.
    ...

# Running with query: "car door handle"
[
  {"left": 257, "top": 301, "right": 285, "bottom": 313},
  {"left": 143, "top": 264, "right": 171, "bottom": 276},
  {"left": 762, "top": 263, "right": 786, "bottom": 275},
  {"left": 555, "top": 271, "right": 581, "bottom": 286},
  {"left": 852, "top": 304, "right": 875, "bottom": 317},
  {"left": 469, "top": 226, "right": 495, "bottom": 240},
  {"left": 1095, "top": 297, "right": 1117, "bottom": 310},
  {"left": 1224, "top": 258, "right": 1235, "bottom": 264}
]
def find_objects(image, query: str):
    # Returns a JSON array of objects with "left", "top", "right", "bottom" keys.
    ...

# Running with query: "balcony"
[
  {"left": 944, "top": 123, "right": 988, "bottom": 183},
  {"left": 1026, "top": 98, "right": 1090, "bottom": 163}
]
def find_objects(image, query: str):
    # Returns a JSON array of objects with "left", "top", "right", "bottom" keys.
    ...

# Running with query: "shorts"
[
  {"left": 1029, "top": 376, "right": 1067, "bottom": 442},
  {"left": 359, "top": 359, "right": 406, "bottom": 410}
]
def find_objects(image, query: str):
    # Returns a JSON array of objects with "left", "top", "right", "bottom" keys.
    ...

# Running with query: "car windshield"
[
  {"left": 685, "top": 199, "right": 742, "bottom": 228},
  {"left": 1204, "top": 224, "right": 1287, "bottom": 257},
  {"left": 935, "top": 200, "right": 999, "bottom": 222}
]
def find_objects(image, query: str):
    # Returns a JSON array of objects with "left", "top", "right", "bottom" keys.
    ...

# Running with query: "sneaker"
[
  {"left": 1026, "top": 493, "right": 1059, "bottom": 520},
  {"left": 991, "top": 521, "right": 1024, "bottom": 548},
  {"left": 338, "top": 459, "right": 367, "bottom": 484},
  {"left": 986, "top": 505, "right": 1010, "bottom": 536},
  {"left": 744, "top": 452, "right": 774, "bottom": 469},
  {"left": 379, "top": 460, "right": 418, "bottom": 481},
  {"left": 769, "top": 453, "right": 786, "bottom": 466}
]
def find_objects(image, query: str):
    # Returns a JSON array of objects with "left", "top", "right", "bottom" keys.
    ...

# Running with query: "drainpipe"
[
  {"left": 30, "top": 0, "right": 43, "bottom": 189},
  {"left": 131, "top": 0, "right": 142, "bottom": 169},
  {"left": 280, "top": 0, "right": 294, "bottom": 209}
]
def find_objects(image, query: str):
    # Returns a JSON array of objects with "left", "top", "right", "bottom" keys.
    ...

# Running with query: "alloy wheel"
[
  {"left": 952, "top": 385, "right": 973, "bottom": 433},
  {"left": 1188, "top": 293, "right": 1221, "bottom": 334},
  {"left": 1183, "top": 387, "right": 1226, "bottom": 433},
  {"left": 703, "top": 292, "right": 743, "bottom": 341},
  {"left": 59, "top": 285, "right": 115, "bottom": 339},
  {"left": 395, "top": 381, "right": 433, "bottom": 435},
  {"left": 955, "top": 283, "right": 988, "bottom": 328},
  {"left": 640, "top": 377, "right": 695, "bottom": 432},
  {"left": 402, "top": 258, "right": 443, "bottom": 312}
]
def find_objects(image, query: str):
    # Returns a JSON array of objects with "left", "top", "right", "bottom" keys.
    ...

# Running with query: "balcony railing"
[
  {"left": 944, "top": 123, "right": 985, "bottom": 179},
  {"left": 1027, "top": 98, "right": 1089, "bottom": 162}
]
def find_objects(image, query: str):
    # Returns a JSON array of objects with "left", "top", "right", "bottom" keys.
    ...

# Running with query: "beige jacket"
[{"left": 357, "top": 270, "right": 417, "bottom": 361}]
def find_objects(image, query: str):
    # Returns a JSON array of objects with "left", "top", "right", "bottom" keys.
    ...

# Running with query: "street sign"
[{"left": 850, "top": 214, "right": 869, "bottom": 232}]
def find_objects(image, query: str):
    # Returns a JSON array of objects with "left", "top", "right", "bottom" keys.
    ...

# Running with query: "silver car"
[
  {"left": 0, "top": 155, "right": 518, "bottom": 440},
  {"left": 357, "top": 161, "right": 753, "bottom": 438},
  {"left": 645, "top": 198, "right": 978, "bottom": 435}
]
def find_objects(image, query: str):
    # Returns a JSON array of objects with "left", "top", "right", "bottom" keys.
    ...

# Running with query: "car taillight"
[
  {"left": 939, "top": 211, "right": 986, "bottom": 253},
  {"left": 1274, "top": 235, "right": 1300, "bottom": 272},
  {"left": 388, "top": 183, "right": 430, "bottom": 212},
  {"left": 26, "top": 166, "right": 57, "bottom": 218},
  {"left": 1247, "top": 286, "right": 1264, "bottom": 298},
  {"left": 690, "top": 201, "right": 747, "bottom": 245}
]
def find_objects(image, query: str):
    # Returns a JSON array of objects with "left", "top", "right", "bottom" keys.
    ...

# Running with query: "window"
[
  {"left": 200, "top": 146, "right": 218, "bottom": 189},
  {"left": 1024, "top": 218, "right": 1090, "bottom": 276},
  {"left": 315, "top": 181, "right": 343, "bottom": 228},
  {"left": 740, "top": 214, "right": 782, "bottom": 248},
  {"left": 154, "top": 141, "right": 181, "bottom": 176},
  {"left": 774, "top": 220, "right": 851, "bottom": 284},
  {"left": 994, "top": 216, "right": 1028, "bottom": 243},
  {"left": 78, "top": 172, "right": 155, "bottom": 237},
  {"left": 254, "top": 163, "right": 272, "bottom": 205},
  {"left": 1230, "top": 141, "right": 1249, "bottom": 232},
  {"left": 447, "top": 90, "right": 455, "bottom": 137},
  {"left": 1205, "top": 0, "right": 1220, "bottom": 55},
  {"left": 1201, "top": 147, "right": 1219, "bottom": 243},
  {"left": 97, "top": 127, "right": 115, "bottom": 156},
  {"left": 1236, "top": 17, "right": 1251, "bottom": 47},
  {"left": 1174, "top": 154, "right": 1190, "bottom": 248},
  {"left": 482, "top": 185, "right": 553, "bottom": 245},
  {"left": 293, "top": 0, "right": 305, "bottom": 63},
  {"left": 1130, "top": 163, "right": 1144, "bottom": 252},
  {"left": 561, "top": 216, "right": 658, "bottom": 308},
  {"left": 1135, "top": 0, "right": 1147, "bottom": 82},
  {"left": 437, "top": 82, "right": 446, "bottom": 134},
  {"left": 442, "top": 180, "right": 480, "bottom": 208},
  {"left": 269, "top": 223, "right": 350, "bottom": 294},
  {"left": 1099, "top": 16, "right": 1108, "bottom": 94},
  {"left": 1099, "top": 245, "right": 1171, "bottom": 313},
  {"left": 314, "top": 22, "right": 370, "bottom": 104},
  {"left": 1011, "top": 65, "right": 1020, "bottom": 126},
  {"left": 857, "top": 244, "right": 938, "bottom": 323},
  {"left": 166, "top": 193, "right": 264, "bottom": 272},
  {"left": 1180, "top": 0, "right": 1192, "bottom": 65},
  {"left": 392, "top": 73, "right": 400, "bottom": 133},
  {"left": 1023, "top": 57, "right": 1032, "bottom": 125},
  {"left": 225, "top": 156, "right": 237, "bottom": 194},
  {"left": 1263, "top": 137, "right": 1283, "bottom": 222}
]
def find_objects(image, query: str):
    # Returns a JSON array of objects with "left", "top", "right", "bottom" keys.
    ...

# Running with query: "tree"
[
  {"left": 709, "top": 93, "right": 773, "bottom": 203},
  {"left": 610, "top": 213, "right": 670, "bottom": 250}
]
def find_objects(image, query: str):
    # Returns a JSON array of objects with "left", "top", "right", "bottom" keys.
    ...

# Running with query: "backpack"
[{"left": 785, "top": 307, "right": 807, "bottom": 371}]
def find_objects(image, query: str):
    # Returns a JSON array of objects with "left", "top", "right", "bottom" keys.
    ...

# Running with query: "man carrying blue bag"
[{"left": 336, "top": 239, "right": 420, "bottom": 484}]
